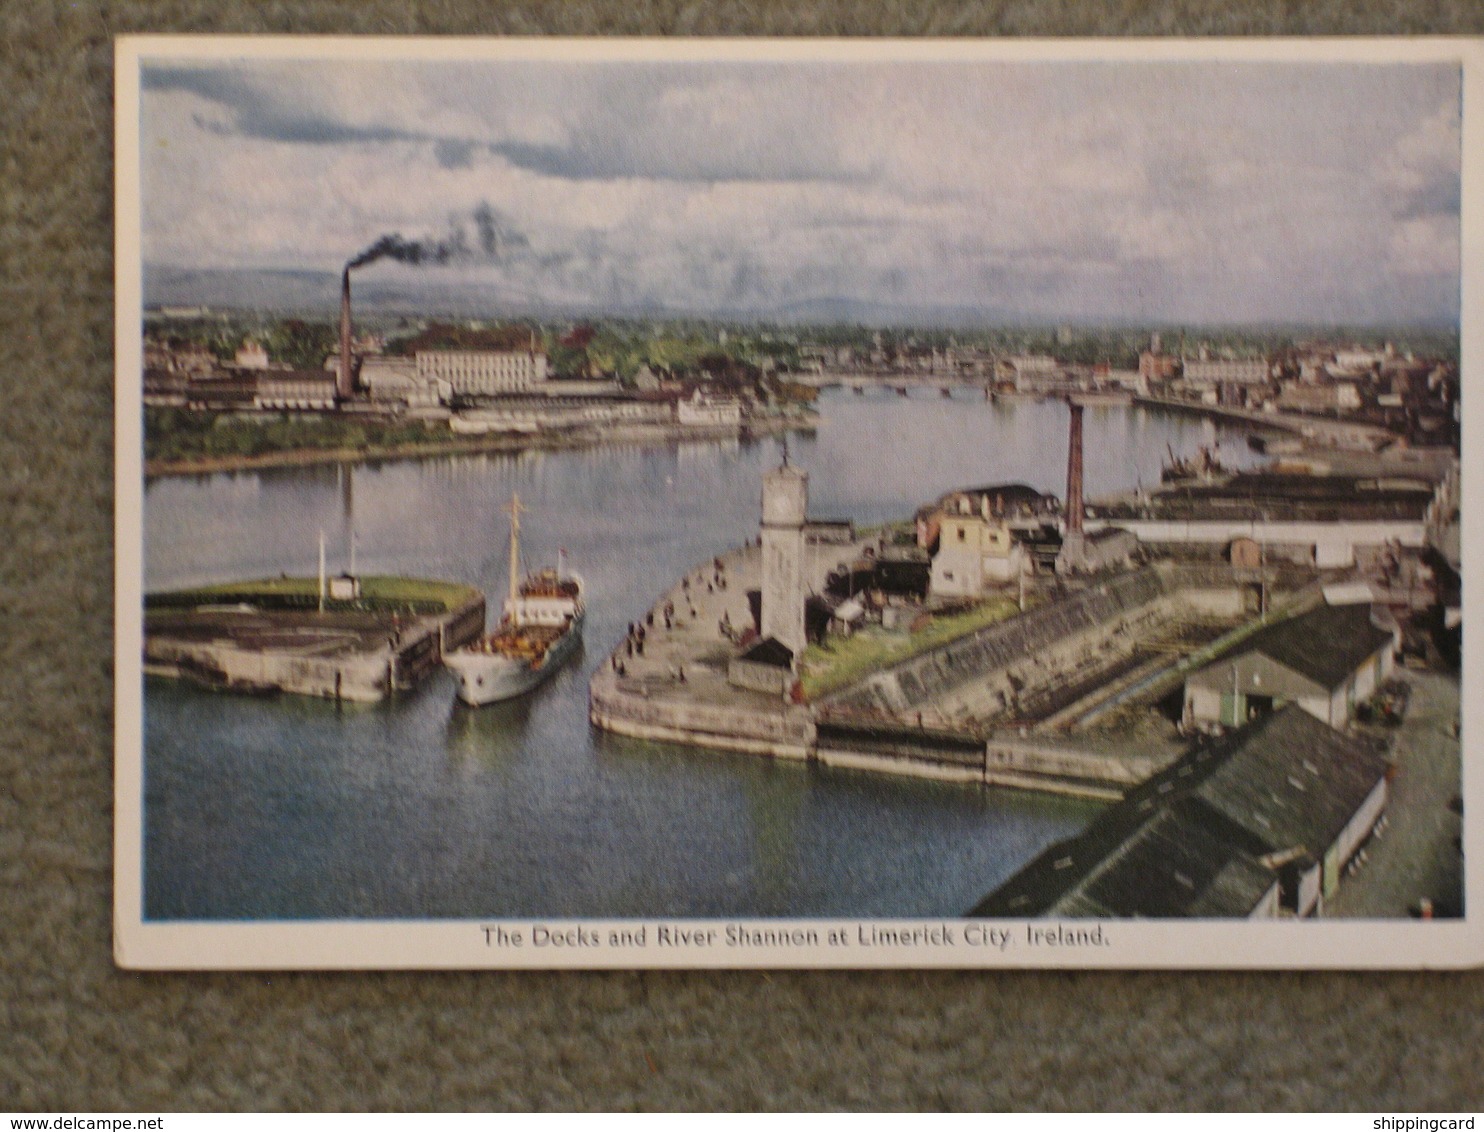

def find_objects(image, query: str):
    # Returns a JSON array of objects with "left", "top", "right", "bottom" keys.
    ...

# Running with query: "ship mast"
[{"left": 506, "top": 492, "right": 526, "bottom": 607}]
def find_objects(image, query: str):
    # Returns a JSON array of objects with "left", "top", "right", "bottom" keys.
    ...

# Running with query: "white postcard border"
[{"left": 115, "top": 34, "right": 1484, "bottom": 970}]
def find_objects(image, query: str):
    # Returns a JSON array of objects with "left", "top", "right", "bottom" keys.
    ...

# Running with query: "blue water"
[{"left": 140, "top": 389, "right": 1256, "bottom": 920}]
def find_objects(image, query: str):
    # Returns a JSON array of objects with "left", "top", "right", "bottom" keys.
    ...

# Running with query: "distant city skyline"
[{"left": 138, "top": 52, "right": 1462, "bottom": 327}]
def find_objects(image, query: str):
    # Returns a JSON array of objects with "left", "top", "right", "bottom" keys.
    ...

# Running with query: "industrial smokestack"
[
  {"left": 338, "top": 268, "right": 353, "bottom": 402},
  {"left": 1065, "top": 400, "right": 1084, "bottom": 535}
]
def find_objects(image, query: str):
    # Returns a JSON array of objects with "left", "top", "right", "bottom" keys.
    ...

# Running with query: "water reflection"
[{"left": 142, "top": 392, "right": 1253, "bottom": 920}]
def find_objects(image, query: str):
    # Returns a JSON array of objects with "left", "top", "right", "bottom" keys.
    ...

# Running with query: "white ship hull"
[{"left": 446, "top": 610, "right": 585, "bottom": 705}]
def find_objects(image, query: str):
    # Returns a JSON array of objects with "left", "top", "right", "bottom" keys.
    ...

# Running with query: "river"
[{"left": 140, "top": 388, "right": 1257, "bottom": 920}]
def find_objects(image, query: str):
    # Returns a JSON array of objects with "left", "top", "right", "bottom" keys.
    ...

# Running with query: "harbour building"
[{"left": 973, "top": 705, "right": 1391, "bottom": 918}]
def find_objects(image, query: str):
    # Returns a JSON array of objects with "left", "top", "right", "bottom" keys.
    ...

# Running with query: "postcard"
[{"left": 115, "top": 35, "right": 1481, "bottom": 969}]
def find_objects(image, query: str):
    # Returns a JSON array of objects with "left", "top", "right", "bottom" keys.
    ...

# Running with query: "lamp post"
[{"left": 1230, "top": 662, "right": 1239, "bottom": 728}]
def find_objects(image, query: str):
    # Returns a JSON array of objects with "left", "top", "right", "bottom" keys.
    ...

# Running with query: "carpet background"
[{"left": 4, "top": 0, "right": 1483, "bottom": 1111}]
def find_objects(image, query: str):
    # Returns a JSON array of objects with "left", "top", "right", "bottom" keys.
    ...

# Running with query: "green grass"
[
  {"left": 799, "top": 595, "right": 1028, "bottom": 699},
  {"left": 146, "top": 575, "right": 482, "bottom": 614}
]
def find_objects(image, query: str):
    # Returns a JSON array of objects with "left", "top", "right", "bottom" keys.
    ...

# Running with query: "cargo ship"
[{"left": 445, "top": 493, "right": 585, "bottom": 705}]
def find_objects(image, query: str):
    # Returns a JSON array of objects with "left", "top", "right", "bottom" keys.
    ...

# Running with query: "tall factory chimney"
[
  {"left": 1055, "top": 398, "right": 1087, "bottom": 577},
  {"left": 338, "top": 268, "right": 354, "bottom": 402},
  {"left": 1065, "top": 399, "right": 1085, "bottom": 535}
]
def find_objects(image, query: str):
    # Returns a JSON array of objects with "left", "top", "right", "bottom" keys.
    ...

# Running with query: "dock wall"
[
  {"left": 586, "top": 561, "right": 1316, "bottom": 799},
  {"left": 145, "top": 640, "right": 392, "bottom": 702},
  {"left": 146, "top": 594, "right": 486, "bottom": 703},
  {"left": 589, "top": 677, "right": 814, "bottom": 759},
  {"left": 590, "top": 675, "right": 1153, "bottom": 799}
]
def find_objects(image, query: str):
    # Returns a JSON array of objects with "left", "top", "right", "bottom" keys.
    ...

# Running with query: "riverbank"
[
  {"left": 143, "top": 410, "right": 817, "bottom": 478},
  {"left": 1132, "top": 393, "right": 1395, "bottom": 450}
]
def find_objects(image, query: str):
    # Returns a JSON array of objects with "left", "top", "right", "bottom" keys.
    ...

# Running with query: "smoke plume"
[{"left": 345, "top": 201, "right": 530, "bottom": 272}]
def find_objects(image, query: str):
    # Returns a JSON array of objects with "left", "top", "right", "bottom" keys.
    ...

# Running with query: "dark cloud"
[
  {"left": 472, "top": 201, "right": 529, "bottom": 258},
  {"left": 488, "top": 138, "right": 852, "bottom": 185},
  {"left": 1394, "top": 172, "right": 1461, "bottom": 221},
  {"left": 146, "top": 64, "right": 855, "bottom": 186},
  {"left": 149, "top": 65, "right": 432, "bottom": 149},
  {"left": 434, "top": 138, "right": 477, "bottom": 169}
]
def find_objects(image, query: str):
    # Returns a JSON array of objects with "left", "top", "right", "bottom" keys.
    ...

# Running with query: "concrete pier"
[
  {"left": 589, "top": 557, "right": 1323, "bottom": 800},
  {"left": 588, "top": 544, "right": 817, "bottom": 758},
  {"left": 145, "top": 577, "right": 486, "bottom": 703}
]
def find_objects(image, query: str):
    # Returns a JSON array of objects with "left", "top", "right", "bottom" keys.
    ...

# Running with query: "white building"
[
  {"left": 1332, "top": 348, "right": 1386, "bottom": 374},
  {"left": 759, "top": 461, "right": 809, "bottom": 664},
  {"left": 416, "top": 349, "right": 549, "bottom": 397},
  {"left": 234, "top": 340, "right": 270, "bottom": 369},
  {"left": 676, "top": 390, "right": 743, "bottom": 428},
  {"left": 1181, "top": 357, "right": 1271, "bottom": 388},
  {"left": 930, "top": 512, "right": 1025, "bottom": 597}
]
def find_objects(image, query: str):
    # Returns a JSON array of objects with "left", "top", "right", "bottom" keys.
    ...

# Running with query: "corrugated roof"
[
  {"left": 1242, "top": 603, "right": 1393, "bottom": 689},
  {"left": 1049, "top": 801, "right": 1276, "bottom": 918},
  {"left": 971, "top": 704, "right": 1387, "bottom": 918},
  {"left": 1193, "top": 707, "right": 1389, "bottom": 859}
]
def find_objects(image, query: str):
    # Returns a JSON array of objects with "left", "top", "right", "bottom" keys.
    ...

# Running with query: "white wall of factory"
[
  {"left": 1086, "top": 517, "right": 1427, "bottom": 568},
  {"left": 1325, "top": 777, "right": 1390, "bottom": 899},
  {"left": 415, "top": 349, "right": 548, "bottom": 396}
]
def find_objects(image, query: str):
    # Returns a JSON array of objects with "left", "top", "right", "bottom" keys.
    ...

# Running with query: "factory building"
[
  {"left": 254, "top": 370, "right": 338, "bottom": 412},
  {"left": 1180, "top": 357, "right": 1271, "bottom": 389},
  {"left": 1182, "top": 601, "right": 1397, "bottom": 731},
  {"left": 1138, "top": 350, "right": 1180, "bottom": 387},
  {"left": 917, "top": 484, "right": 1058, "bottom": 596},
  {"left": 676, "top": 389, "right": 743, "bottom": 428},
  {"left": 449, "top": 398, "right": 669, "bottom": 435},
  {"left": 974, "top": 705, "right": 1390, "bottom": 918},
  {"left": 355, "top": 356, "right": 446, "bottom": 408},
  {"left": 1086, "top": 470, "right": 1440, "bottom": 568},
  {"left": 415, "top": 348, "right": 549, "bottom": 397}
]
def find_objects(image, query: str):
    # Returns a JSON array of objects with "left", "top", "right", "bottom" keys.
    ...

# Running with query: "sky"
[{"left": 137, "top": 52, "right": 1463, "bottom": 327}]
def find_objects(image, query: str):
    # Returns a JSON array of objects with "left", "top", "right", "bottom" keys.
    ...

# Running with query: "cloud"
[
  {"left": 1385, "top": 100, "right": 1463, "bottom": 222},
  {"left": 146, "top": 65, "right": 434, "bottom": 149},
  {"left": 137, "top": 57, "right": 1463, "bottom": 325},
  {"left": 142, "top": 62, "right": 868, "bottom": 186}
]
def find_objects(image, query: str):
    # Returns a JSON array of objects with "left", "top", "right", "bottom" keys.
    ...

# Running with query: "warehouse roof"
[
  {"left": 971, "top": 705, "right": 1388, "bottom": 917},
  {"left": 1046, "top": 801, "right": 1277, "bottom": 919},
  {"left": 1193, "top": 706, "right": 1390, "bottom": 859},
  {"left": 1237, "top": 603, "right": 1394, "bottom": 690}
]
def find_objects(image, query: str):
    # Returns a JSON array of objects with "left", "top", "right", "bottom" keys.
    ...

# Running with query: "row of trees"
[
  {"left": 146, "top": 317, "right": 338, "bottom": 371},
  {"left": 144, "top": 408, "right": 442, "bottom": 463}
]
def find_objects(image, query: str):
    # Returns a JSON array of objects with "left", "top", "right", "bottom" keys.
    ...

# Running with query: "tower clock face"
[{"left": 762, "top": 467, "right": 808, "bottom": 526}]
